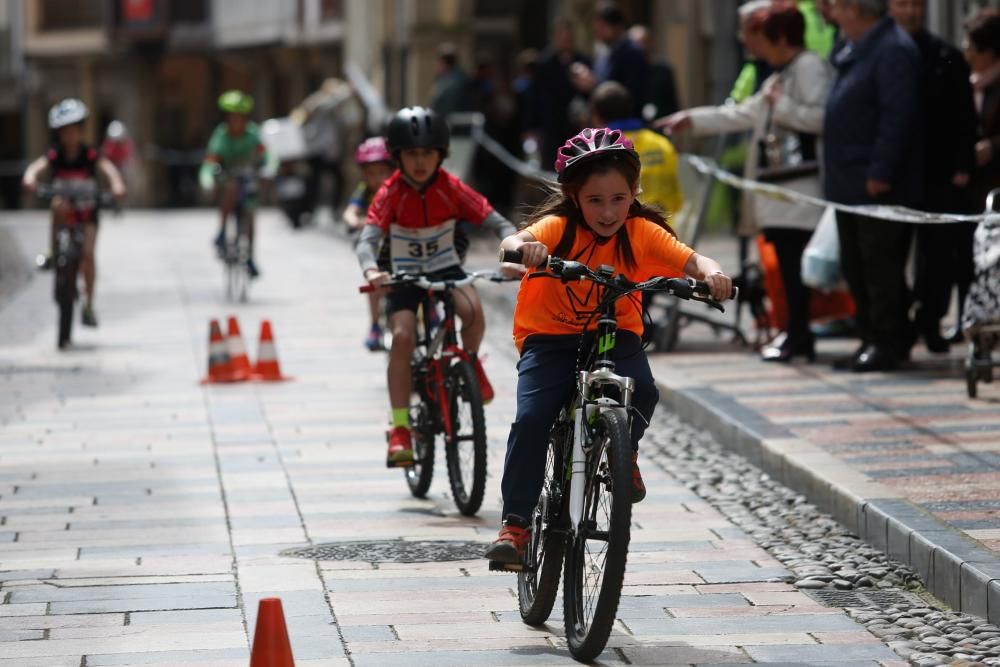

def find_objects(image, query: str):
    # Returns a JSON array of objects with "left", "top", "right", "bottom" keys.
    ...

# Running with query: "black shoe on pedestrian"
[
  {"left": 851, "top": 344, "right": 899, "bottom": 373},
  {"left": 247, "top": 259, "right": 260, "bottom": 279},
  {"left": 832, "top": 343, "right": 866, "bottom": 371},
  {"left": 761, "top": 333, "right": 815, "bottom": 363}
]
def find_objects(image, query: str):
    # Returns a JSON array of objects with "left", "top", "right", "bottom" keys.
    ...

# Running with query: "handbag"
[
  {"left": 801, "top": 205, "right": 841, "bottom": 290},
  {"left": 756, "top": 75, "right": 820, "bottom": 184}
]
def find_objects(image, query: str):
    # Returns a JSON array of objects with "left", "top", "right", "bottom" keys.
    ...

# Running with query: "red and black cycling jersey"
[
  {"left": 46, "top": 144, "right": 100, "bottom": 222},
  {"left": 46, "top": 144, "right": 99, "bottom": 181}
]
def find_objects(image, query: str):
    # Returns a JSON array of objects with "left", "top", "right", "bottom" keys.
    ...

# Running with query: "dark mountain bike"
[
  {"left": 497, "top": 249, "right": 735, "bottom": 661},
  {"left": 361, "top": 270, "right": 514, "bottom": 516},
  {"left": 36, "top": 181, "right": 114, "bottom": 349}
]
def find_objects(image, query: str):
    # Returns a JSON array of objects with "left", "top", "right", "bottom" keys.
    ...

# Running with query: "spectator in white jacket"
[{"left": 657, "top": 3, "right": 832, "bottom": 364}]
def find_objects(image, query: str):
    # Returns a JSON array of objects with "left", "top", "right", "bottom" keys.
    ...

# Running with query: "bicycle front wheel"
[
  {"left": 54, "top": 257, "right": 77, "bottom": 349},
  {"left": 405, "top": 392, "right": 435, "bottom": 497},
  {"left": 444, "top": 360, "right": 487, "bottom": 516},
  {"left": 518, "top": 422, "right": 568, "bottom": 625},
  {"left": 563, "top": 407, "right": 632, "bottom": 662}
]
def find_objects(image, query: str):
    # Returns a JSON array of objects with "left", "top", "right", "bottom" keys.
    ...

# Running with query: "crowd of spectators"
[{"left": 426, "top": 0, "right": 1000, "bottom": 373}]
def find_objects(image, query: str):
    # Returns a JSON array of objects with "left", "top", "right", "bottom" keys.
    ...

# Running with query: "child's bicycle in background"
[
  {"left": 35, "top": 181, "right": 115, "bottom": 349},
  {"left": 219, "top": 166, "right": 259, "bottom": 303},
  {"left": 497, "top": 249, "right": 735, "bottom": 661},
  {"left": 361, "top": 270, "right": 515, "bottom": 516}
]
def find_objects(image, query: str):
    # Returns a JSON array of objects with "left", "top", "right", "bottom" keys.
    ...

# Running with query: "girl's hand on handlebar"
[
  {"left": 364, "top": 269, "right": 390, "bottom": 287},
  {"left": 704, "top": 271, "right": 733, "bottom": 302},
  {"left": 518, "top": 241, "right": 549, "bottom": 268},
  {"left": 21, "top": 178, "right": 36, "bottom": 193}
]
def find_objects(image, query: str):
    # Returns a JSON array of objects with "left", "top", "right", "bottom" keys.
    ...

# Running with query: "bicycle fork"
[{"left": 567, "top": 368, "right": 635, "bottom": 532}]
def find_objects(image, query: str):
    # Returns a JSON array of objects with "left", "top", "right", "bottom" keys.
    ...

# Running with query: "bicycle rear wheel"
[
  {"left": 405, "top": 392, "right": 435, "bottom": 497},
  {"left": 444, "top": 360, "right": 487, "bottom": 516},
  {"left": 518, "top": 419, "right": 568, "bottom": 625},
  {"left": 563, "top": 407, "right": 632, "bottom": 662},
  {"left": 236, "top": 213, "right": 250, "bottom": 302}
]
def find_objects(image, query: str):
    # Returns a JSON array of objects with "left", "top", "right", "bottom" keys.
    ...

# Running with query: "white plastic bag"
[{"left": 801, "top": 206, "right": 841, "bottom": 290}]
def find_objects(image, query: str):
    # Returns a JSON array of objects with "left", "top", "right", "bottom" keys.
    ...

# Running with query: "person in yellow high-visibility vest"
[{"left": 590, "top": 81, "right": 684, "bottom": 220}]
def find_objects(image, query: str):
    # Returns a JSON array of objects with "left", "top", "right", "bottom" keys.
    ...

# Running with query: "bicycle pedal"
[
  {"left": 488, "top": 560, "right": 522, "bottom": 573},
  {"left": 385, "top": 458, "right": 415, "bottom": 469}
]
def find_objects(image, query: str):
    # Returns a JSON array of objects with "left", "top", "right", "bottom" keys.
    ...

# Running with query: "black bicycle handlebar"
[
  {"left": 498, "top": 248, "right": 738, "bottom": 306},
  {"left": 359, "top": 270, "right": 518, "bottom": 294},
  {"left": 35, "top": 182, "right": 118, "bottom": 210}
]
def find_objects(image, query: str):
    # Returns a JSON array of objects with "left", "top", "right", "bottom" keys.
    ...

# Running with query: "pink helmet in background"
[
  {"left": 554, "top": 127, "right": 639, "bottom": 183},
  {"left": 355, "top": 137, "right": 392, "bottom": 165}
]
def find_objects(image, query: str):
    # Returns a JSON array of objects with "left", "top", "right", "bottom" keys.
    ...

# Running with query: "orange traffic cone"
[
  {"left": 226, "top": 316, "right": 252, "bottom": 382},
  {"left": 201, "top": 319, "right": 238, "bottom": 384},
  {"left": 252, "top": 320, "right": 290, "bottom": 381},
  {"left": 249, "top": 597, "right": 295, "bottom": 667}
]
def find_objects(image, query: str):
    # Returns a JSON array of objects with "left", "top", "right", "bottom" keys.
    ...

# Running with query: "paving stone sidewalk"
[
  {"left": 647, "top": 236, "right": 1000, "bottom": 621},
  {"left": 0, "top": 211, "right": 903, "bottom": 665}
]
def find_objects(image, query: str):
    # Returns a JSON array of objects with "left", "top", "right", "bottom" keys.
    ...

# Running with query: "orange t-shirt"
[{"left": 512, "top": 215, "right": 695, "bottom": 352}]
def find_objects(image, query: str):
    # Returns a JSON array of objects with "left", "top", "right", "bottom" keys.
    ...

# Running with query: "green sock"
[{"left": 391, "top": 408, "right": 409, "bottom": 429}]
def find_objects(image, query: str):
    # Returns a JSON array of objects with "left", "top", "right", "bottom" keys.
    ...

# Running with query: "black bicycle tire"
[
  {"left": 518, "top": 428, "right": 567, "bottom": 625},
  {"left": 563, "top": 407, "right": 632, "bottom": 662},
  {"left": 55, "top": 259, "right": 76, "bottom": 348},
  {"left": 405, "top": 393, "right": 435, "bottom": 497},
  {"left": 445, "top": 360, "right": 487, "bottom": 516}
]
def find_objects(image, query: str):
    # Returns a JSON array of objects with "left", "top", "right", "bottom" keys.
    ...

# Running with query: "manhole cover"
[
  {"left": 281, "top": 540, "right": 487, "bottom": 563},
  {"left": 807, "top": 589, "right": 925, "bottom": 609}
]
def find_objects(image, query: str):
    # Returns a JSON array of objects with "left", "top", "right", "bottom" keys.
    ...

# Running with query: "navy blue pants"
[{"left": 500, "top": 332, "right": 659, "bottom": 521}]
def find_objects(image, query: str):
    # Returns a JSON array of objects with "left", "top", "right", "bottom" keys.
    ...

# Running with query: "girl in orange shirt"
[{"left": 486, "top": 128, "right": 732, "bottom": 566}]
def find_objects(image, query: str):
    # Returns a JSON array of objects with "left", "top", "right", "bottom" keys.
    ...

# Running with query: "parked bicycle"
[
  {"left": 219, "top": 166, "right": 259, "bottom": 303},
  {"left": 361, "top": 270, "right": 514, "bottom": 516},
  {"left": 35, "top": 181, "right": 115, "bottom": 349},
  {"left": 496, "top": 249, "right": 735, "bottom": 661}
]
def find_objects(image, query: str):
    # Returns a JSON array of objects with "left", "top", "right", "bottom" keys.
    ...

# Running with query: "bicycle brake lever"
[{"left": 691, "top": 295, "right": 726, "bottom": 313}]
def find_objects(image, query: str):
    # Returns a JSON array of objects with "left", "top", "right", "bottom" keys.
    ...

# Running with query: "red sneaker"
[
  {"left": 484, "top": 515, "right": 529, "bottom": 566},
  {"left": 473, "top": 357, "right": 494, "bottom": 404},
  {"left": 386, "top": 426, "right": 414, "bottom": 468},
  {"left": 632, "top": 451, "right": 646, "bottom": 503}
]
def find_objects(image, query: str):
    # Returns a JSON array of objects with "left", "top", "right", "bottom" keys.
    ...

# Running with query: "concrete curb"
[{"left": 656, "top": 376, "right": 1000, "bottom": 623}]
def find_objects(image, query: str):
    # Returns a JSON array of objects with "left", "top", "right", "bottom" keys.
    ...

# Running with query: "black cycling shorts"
[{"left": 385, "top": 266, "right": 467, "bottom": 316}]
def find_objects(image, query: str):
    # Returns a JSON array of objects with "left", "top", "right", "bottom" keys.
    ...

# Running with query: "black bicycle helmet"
[{"left": 386, "top": 106, "right": 450, "bottom": 155}]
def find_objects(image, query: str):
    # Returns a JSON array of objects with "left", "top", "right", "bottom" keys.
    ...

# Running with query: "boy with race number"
[
  {"left": 356, "top": 106, "right": 517, "bottom": 467},
  {"left": 486, "top": 128, "right": 732, "bottom": 565}
]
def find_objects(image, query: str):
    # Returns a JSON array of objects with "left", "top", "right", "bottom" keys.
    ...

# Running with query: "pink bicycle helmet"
[
  {"left": 355, "top": 137, "right": 392, "bottom": 165},
  {"left": 554, "top": 127, "right": 639, "bottom": 183}
]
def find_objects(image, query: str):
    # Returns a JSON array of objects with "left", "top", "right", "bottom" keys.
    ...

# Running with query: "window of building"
[
  {"left": 40, "top": 0, "right": 103, "bottom": 30},
  {"left": 320, "top": 0, "right": 341, "bottom": 22},
  {"left": 170, "top": 0, "right": 208, "bottom": 23}
]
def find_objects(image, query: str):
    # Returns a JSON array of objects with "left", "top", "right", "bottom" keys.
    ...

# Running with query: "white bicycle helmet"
[{"left": 48, "top": 98, "right": 88, "bottom": 130}]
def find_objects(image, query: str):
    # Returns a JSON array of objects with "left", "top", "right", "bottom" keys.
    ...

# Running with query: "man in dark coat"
[
  {"left": 532, "top": 17, "right": 591, "bottom": 171},
  {"left": 825, "top": 0, "right": 921, "bottom": 372},
  {"left": 891, "top": 0, "right": 978, "bottom": 353},
  {"left": 570, "top": 2, "right": 649, "bottom": 119}
]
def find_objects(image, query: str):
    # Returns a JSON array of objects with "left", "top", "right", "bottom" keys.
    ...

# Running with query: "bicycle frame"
[
  {"left": 415, "top": 286, "right": 473, "bottom": 444},
  {"left": 566, "top": 280, "right": 636, "bottom": 534}
]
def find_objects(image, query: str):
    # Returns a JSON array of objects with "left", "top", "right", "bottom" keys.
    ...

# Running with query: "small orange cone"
[
  {"left": 252, "top": 320, "right": 291, "bottom": 381},
  {"left": 226, "top": 316, "right": 252, "bottom": 381},
  {"left": 201, "top": 319, "right": 238, "bottom": 384},
  {"left": 249, "top": 597, "right": 295, "bottom": 667}
]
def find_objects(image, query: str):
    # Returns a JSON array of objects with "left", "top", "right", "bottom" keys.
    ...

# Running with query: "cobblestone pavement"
[{"left": 0, "top": 210, "right": 907, "bottom": 665}]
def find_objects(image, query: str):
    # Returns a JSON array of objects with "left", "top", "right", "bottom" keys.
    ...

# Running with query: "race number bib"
[{"left": 389, "top": 220, "right": 461, "bottom": 274}]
